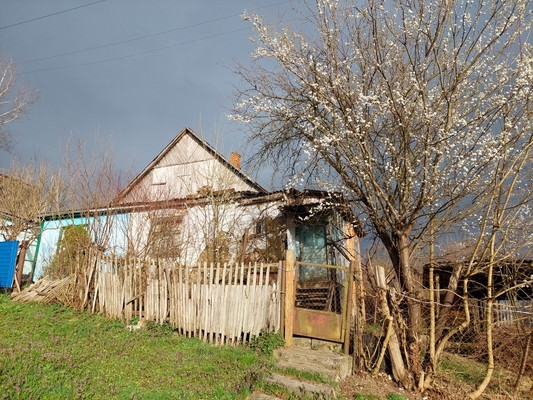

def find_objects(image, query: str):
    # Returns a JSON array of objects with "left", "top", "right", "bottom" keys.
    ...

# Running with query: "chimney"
[{"left": 230, "top": 152, "right": 241, "bottom": 169}]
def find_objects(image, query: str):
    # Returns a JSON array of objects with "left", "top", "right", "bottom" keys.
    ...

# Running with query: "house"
[{"left": 32, "top": 127, "right": 361, "bottom": 280}]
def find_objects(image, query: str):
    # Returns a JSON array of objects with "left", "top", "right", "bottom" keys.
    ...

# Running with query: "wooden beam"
[{"left": 284, "top": 249, "right": 295, "bottom": 347}]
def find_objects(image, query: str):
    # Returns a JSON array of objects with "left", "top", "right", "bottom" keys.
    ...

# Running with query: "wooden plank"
[
  {"left": 220, "top": 262, "right": 228, "bottom": 345},
  {"left": 231, "top": 263, "right": 241, "bottom": 344},
  {"left": 242, "top": 264, "right": 249, "bottom": 337},
  {"left": 285, "top": 250, "right": 295, "bottom": 346},
  {"left": 274, "top": 261, "right": 281, "bottom": 331},
  {"left": 227, "top": 263, "right": 234, "bottom": 344},
  {"left": 178, "top": 268, "right": 183, "bottom": 335},
  {"left": 212, "top": 283, "right": 221, "bottom": 344},
  {"left": 296, "top": 261, "right": 349, "bottom": 270},
  {"left": 208, "top": 262, "right": 215, "bottom": 343},
  {"left": 195, "top": 263, "right": 201, "bottom": 337},
  {"left": 202, "top": 262, "right": 208, "bottom": 341},
  {"left": 248, "top": 263, "right": 257, "bottom": 336}
]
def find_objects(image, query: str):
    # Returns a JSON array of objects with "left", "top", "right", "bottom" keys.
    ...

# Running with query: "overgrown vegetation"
[
  {"left": 250, "top": 328, "right": 285, "bottom": 356},
  {"left": 0, "top": 294, "right": 270, "bottom": 399}
]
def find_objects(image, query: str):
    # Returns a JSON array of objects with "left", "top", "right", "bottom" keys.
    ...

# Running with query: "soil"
[{"left": 339, "top": 371, "right": 474, "bottom": 400}]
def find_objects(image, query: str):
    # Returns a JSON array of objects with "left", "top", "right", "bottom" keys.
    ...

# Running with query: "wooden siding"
[{"left": 118, "top": 128, "right": 264, "bottom": 204}]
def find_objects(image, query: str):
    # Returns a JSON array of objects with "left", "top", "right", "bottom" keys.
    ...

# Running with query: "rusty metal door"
[{"left": 293, "top": 261, "right": 352, "bottom": 343}]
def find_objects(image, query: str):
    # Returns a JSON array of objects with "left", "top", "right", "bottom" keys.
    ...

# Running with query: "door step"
[
  {"left": 247, "top": 372, "right": 336, "bottom": 400},
  {"left": 247, "top": 342, "right": 352, "bottom": 399}
]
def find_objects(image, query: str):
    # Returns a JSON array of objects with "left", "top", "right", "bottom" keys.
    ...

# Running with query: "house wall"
[
  {"left": 122, "top": 134, "right": 260, "bottom": 203},
  {"left": 34, "top": 213, "right": 130, "bottom": 280},
  {"left": 32, "top": 199, "right": 357, "bottom": 280},
  {"left": 127, "top": 199, "right": 283, "bottom": 265}
]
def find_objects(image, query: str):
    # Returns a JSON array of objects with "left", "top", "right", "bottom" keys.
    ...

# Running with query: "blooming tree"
[{"left": 232, "top": 0, "right": 533, "bottom": 391}]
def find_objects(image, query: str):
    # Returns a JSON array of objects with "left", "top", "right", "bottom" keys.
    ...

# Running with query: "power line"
[
  {"left": 14, "top": 1, "right": 294, "bottom": 75},
  {"left": 19, "top": 27, "right": 250, "bottom": 75},
  {"left": 18, "top": 12, "right": 244, "bottom": 65},
  {"left": 0, "top": 0, "right": 107, "bottom": 30},
  {"left": 16, "top": 1, "right": 292, "bottom": 66}
]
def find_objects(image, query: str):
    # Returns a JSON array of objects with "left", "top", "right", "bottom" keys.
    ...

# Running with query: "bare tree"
[
  {"left": 0, "top": 160, "right": 66, "bottom": 287},
  {"left": 39, "top": 136, "right": 132, "bottom": 307},
  {"left": 0, "top": 160, "right": 66, "bottom": 242},
  {"left": 62, "top": 135, "right": 131, "bottom": 253},
  {"left": 0, "top": 57, "right": 35, "bottom": 152},
  {"left": 231, "top": 0, "right": 532, "bottom": 390}
]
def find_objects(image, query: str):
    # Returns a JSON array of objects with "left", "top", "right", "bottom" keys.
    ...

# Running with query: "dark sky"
[{"left": 0, "top": 0, "right": 297, "bottom": 189}]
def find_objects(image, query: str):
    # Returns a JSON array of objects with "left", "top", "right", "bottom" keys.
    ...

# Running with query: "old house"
[
  {"left": 21, "top": 127, "right": 362, "bottom": 347},
  {"left": 33, "top": 127, "right": 360, "bottom": 278}
]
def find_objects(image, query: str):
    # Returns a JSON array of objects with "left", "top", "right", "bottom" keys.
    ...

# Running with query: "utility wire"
[
  {"left": 19, "top": 27, "right": 250, "bottom": 75},
  {"left": 0, "top": 0, "right": 107, "bottom": 30},
  {"left": 15, "top": 1, "right": 293, "bottom": 75},
  {"left": 16, "top": 1, "right": 291, "bottom": 65},
  {"left": 18, "top": 12, "right": 245, "bottom": 65}
]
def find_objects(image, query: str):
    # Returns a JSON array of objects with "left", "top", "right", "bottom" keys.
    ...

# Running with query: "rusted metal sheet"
[{"left": 294, "top": 307, "right": 343, "bottom": 342}]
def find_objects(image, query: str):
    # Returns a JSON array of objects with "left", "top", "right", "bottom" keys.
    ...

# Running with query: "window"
[{"left": 148, "top": 213, "right": 184, "bottom": 259}]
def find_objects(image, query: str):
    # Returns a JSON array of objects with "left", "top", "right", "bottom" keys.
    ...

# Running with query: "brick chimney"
[{"left": 230, "top": 152, "right": 241, "bottom": 169}]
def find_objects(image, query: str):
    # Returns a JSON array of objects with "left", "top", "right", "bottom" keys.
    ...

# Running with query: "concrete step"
[
  {"left": 274, "top": 346, "right": 352, "bottom": 382},
  {"left": 246, "top": 372, "right": 336, "bottom": 400},
  {"left": 265, "top": 373, "right": 336, "bottom": 398},
  {"left": 246, "top": 341, "right": 351, "bottom": 399}
]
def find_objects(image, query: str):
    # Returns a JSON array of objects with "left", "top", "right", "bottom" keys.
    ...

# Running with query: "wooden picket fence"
[
  {"left": 92, "top": 255, "right": 282, "bottom": 344},
  {"left": 468, "top": 299, "right": 533, "bottom": 331},
  {"left": 494, "top": 300, "right": 533, "bottom": 326}
]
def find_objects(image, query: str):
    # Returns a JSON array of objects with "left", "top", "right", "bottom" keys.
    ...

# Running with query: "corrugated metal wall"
[{"left": 0, "top": 241, "right": 19, "bottom": 288}]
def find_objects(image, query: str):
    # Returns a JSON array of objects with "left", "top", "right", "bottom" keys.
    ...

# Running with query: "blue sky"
[{"left": 0, "top": 1, "right": 298, "bottom": 189}]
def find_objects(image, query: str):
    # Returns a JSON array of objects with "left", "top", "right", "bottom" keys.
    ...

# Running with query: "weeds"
[
  {"left": 354, "top": 395, "right": 380, "bottom": 400},
  {"left": 250, "top": 328, "right": 285, "bottom": 356},
  {"left": 385, "top": 394, "right": 406, "bottom": 400}
]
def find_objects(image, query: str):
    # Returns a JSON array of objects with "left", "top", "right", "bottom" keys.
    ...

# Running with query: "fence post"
[
  {"left": 284, "top": 250, "right": 295, "bottom": 347},
  {"left": 344, "top": 261, "right": 354, "bottom": 355}
]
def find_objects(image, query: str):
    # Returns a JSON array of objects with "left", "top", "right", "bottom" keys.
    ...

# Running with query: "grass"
[
  {"left": 0, "top": 294, "right": 271, "bottom": 399},
  {"left": 438, "top": 352, "right": 513, "bottom": 395}
]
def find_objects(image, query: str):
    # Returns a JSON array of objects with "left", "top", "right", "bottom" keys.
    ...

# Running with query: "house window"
[
  {"left": 148, "top": 213, "right": 184, "bottom": 259},
  {"left": 255, "top": 221, "right": 263, "bottom": 235}
]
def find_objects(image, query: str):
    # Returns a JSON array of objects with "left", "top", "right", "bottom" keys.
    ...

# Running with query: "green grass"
[
  {"left": 438, "top": 352, "right": 512, "bottom": 395},
  {"left": 0, "top": 294, "right": 270, "bottom": 399}
]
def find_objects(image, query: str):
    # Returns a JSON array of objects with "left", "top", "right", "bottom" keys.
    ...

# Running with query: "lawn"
[{"left": 0, "top": 294, "right": 270, "bottom": 399}]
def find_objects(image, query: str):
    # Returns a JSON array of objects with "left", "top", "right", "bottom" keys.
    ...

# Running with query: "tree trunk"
[
  {"left": 397, "top": 233, "right": 422, "bottom": 388},
  {"left": 375, "top": 265, "right": 408, "bottom": 385},
  {"left": 469, "top": 298, "right": 494, "bottom": 399},
  {"left": 470, "top": 257, "right": 495, "bottom": 399}
]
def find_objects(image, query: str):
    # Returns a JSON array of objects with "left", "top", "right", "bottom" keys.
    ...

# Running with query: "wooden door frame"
[{"left": 283, "top": 249, "right": 354, "bottom": 354}]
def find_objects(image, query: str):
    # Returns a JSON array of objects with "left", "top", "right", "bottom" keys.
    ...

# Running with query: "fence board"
[{"left": 89, "top": 257, "right": 281, "bottom": 345}]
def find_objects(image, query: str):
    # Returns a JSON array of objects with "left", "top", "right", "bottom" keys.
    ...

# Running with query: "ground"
[{"left": 339, "top": 371, "right": 474, "bottom": 400}]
